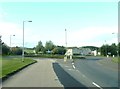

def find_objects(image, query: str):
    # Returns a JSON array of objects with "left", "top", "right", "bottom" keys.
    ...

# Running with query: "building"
[
  {"left": 65, "top": 47, "right": 92, "bottom": 56},
  {"left": 79, "top": 48, "right": 92, "bottom": 56}
]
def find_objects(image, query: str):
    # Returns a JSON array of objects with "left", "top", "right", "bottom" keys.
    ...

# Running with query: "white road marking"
[
  {"left": 72, "top": 65, "right": 75, "bottom": 69},
  {"left": 92, "top": 82, "right": 103, "bottom": 89}
]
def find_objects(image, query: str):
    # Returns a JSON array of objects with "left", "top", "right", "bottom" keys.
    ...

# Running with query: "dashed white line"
[{"left": 92, "top": 82, "right": 103, "bottom": 89}]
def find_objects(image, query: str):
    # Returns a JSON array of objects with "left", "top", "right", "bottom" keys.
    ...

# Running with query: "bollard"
[
  {"left": 64, "top": 56, "right": 67, "bottom": 62},
  {"left": 113, "top": 55, "right": 114, "bottom": 57},
  {"left": 70, "top": 55, "right": 72, "bottom": 60}
]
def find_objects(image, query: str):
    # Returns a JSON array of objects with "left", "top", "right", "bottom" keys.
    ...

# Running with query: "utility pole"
[
  {"left": 22, "top": 20, "right": 32, "bottom": 62},
  {"left": 65, "top": 29, "right": 67, "bottom": 48},
  {"left": 64, "top": 29, "right": 68, "bottom": 62}
]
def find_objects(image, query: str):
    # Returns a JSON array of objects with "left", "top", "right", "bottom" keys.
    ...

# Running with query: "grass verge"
[
  {"left": 112, "top": 57, "right": 120, "bottom": 63},
  {"left": 0, "top": 57, "right": 37, "bottom": 79}
]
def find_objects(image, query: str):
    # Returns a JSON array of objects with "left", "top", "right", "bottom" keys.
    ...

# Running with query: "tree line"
[
  {"left": 0, "top": 39, "right": 66, "bottom": 55},
  {"left": 99, "top": 43, "right": 120, "bottom": 56},
  {"left": 0, "top": 35, "right": 120, "bottom": 57},
  {"left": 35, "top": 40, "right": 66, "bottom": 55}
]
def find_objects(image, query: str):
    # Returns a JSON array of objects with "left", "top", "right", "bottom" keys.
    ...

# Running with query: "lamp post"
[
  {"left": 65, "top": 29, "right": 67, "bottom": 48},
  {"left": 22, "top": 20, "right": 32, "bottom": 62},
  {"left": 10, "top": 35, "right": 15, "bottom": 50}
]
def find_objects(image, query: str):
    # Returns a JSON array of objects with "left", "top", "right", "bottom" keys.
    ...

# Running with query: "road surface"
[
  {"left": 2, "top": 57, "right": 119, "bottom": 89},
  {"left": 55, "top": 57, "right": 119, "bottom": 89}
]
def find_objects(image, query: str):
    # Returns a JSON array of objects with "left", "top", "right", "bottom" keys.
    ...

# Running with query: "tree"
[
  {"left": 45, "top": 40, "right": 55, "bottom": 52},
  {"left": 11, "top": 46, "right": 22, "bottom": 55},
  {"left": 52, "top": 46, "right": 66, "bottom": 55},
  {"left": 118, "top": 42, "right": 120, "bottom": 56},
  {"left": 100, "top": 43, "right": 117, "bottom": 56},
  {"left": 110, "top": 43, "right": 117, "bottom": 56},
  {"left": 100, "top": 45, "right": 105, "bottom": 56},
  {"left": 35, "top": 41, "right": 44, "bottom": 53},
  {"left": 2, "top": 43, "right": 10, "bottom": 55}
]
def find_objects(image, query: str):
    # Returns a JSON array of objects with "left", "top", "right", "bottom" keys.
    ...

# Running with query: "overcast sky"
[{"left": 0, "top": 1, "right": 118, "bottom": 48}]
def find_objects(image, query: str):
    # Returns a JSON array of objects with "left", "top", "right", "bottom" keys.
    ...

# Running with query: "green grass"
[
  {"left": 112, "top": 57, "right": 120, "bottom": 63},
  {"left": 0, "top": 57, "right": 36, "bottom": 78}
]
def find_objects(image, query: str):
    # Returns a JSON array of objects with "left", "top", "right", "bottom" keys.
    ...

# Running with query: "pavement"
[{"left": 2, "top": 58, "right": 64, "bottom": 87}]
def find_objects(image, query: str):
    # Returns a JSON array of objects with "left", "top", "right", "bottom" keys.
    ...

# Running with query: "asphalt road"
[
  {"left": 1, "top": 57, "right": 119, "bottom": 89},
  {"left": 56, "top": 57, "right": 119, "bottom": 89}
]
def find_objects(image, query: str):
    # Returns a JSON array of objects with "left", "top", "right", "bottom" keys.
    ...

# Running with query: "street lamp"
[
  {"left": 65, "top": 29, "right": 67, "bottom": 48},
  {"left": 22, "top": 20, "right": 32, "bottom": 62},
  {"left": 10, "top": 35, "right": 15, "bottom": 50}
]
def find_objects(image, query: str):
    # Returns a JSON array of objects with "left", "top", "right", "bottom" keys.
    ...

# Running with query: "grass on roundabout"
[{"left": 0, "top": 56, "right": 36, "bottom": 78}]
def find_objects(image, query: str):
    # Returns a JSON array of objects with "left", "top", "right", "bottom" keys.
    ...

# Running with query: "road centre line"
[{"left": 92, "top": 82, "right": 103, "bottom": 89}]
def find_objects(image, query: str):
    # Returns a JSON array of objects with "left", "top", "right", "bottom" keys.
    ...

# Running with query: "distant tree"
[
  {"left": 35, "top": 41, "right": 44, "bottom": 53},
  {"left": 100, "top": 45, "right": 108, "bottom": 56},
  {"left": 110, "top": 43, "right": 117, "bottom": 56},
  {"left": 118, "top": 42, "right": 120, "bottom": 56},
  {"left": 45, "top": 40, "right": 55, "bottom": 52},
  {"left": 11, "top": 46, "right": 22, "bottom": 55},
  {"left": 52, "top": 46, "right": 66, "bottom": 55},
  {"left": 100, "top": 43, "right": 117, "bottom": 56},
  {"left": 2, "top": 43, "right": 10, "bottom": 55}
]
